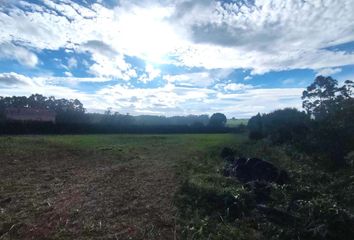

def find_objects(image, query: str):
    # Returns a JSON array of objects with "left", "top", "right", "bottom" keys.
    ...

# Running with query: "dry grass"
[{"left": 0, "top": 134, "right": 242, "bottom": 240}]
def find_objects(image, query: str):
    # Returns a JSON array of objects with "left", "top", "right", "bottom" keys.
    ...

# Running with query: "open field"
[
  {"left": 0, "top": 134, "right": 244, "bottom": 240},
  {"left": 226, "top": 119, "right": 249, "bottom": 127},
  {"left": 1, "top": 134, "right": 353, "bottom": 240}
]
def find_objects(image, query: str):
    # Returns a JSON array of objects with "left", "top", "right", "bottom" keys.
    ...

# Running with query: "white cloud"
[
  {"left": 0, "top": 72, "right": 39, "bottom": 86},
  {"left": 164, "top": 72, "right": 214, "bottom": 87},
  {"left": 316, "top": 67, "right": 342, "bottom": 76},
  {"left": 164, "top": 69, "right": 232, "bottom": 87},
  {"left": 67, "top": 57, "right": 78, "bottom": 69},
  {"left": 78, "top": 40, "right": 137, "bottom": 80},
  {"left": 282, "top": 79, "right": 295, "bottom": 85},
  {"left": 173, "top": 0, "right": 354, "bottom": 72},
  {"left": 138, "top": 64, "right": 161, "bottom": 83},
  {"left": 1, "top": 1, "right": 353, "bottom": 117},
  {"left": 0, "top": 72, "right": 305, "bottom": 117},
  {"left": 0, "top": 72, "right": 111, "bottom": 86},
  {"left": 0, "top": 42, "right": 38, "bottom": 67},
  {"left": 88, "top": 53, "right": 137, "bottom": 80},
  {"left": 38, "top": 76, "right": 112, "bottom": 84},
  {"left": 95, "top": 83, "right": 303, "bottom": 117},
  {"left": 222, "top": 83, "right": 253, "bottom": 91},
  {"left": 1, "top": 0, "right": 354, "bottom": 73},
  {"left": 64, "top": 71, "right": 73, "bottom": 77},
  {"left": 213, "top": 88, "right": 304, "bottom": 117}
]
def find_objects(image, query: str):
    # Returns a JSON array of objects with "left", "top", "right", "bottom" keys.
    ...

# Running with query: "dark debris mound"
[
  {"left": 218, "top": 147, "right": 354, "bottom": 240},
  {"left": 221, "top": 147, "right": 289, "bottom": 185}
]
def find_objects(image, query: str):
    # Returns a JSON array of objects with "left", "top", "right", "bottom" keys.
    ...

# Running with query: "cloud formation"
[
  {"left": 1, "top": 0, "right": 353, "bottom": 73},
  {"left": 0, "top": 0, "right": 353, "bottom": 117},
  {"left": 0, "top": 43, "right": 38, "bottom": 67},
  {"left": 0, "top": 72, "right": 303, "bottom": 117},
  {"left": 0, "top": 72, "right": 39, "bottom": 87}
]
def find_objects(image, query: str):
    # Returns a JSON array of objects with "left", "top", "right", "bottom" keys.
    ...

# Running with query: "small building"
[{"left": 5, "top": 108, "right": 56, "bottom": 123}]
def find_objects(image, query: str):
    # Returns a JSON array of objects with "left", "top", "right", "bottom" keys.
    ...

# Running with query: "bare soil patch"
[{"left": 0, "top": 137, "right": 178, "bottom": 240}]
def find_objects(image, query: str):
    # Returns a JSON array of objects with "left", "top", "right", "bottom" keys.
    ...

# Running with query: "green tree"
[
  {"left": 302, "top": 76, "right": 354, "bottom": 167},
  {"left": 208, "top": 113, "right": 227, "bottom": 127},
  {"left": 247, "top": 113, "right": 264, "bottom": 140},
  {"left": 247, "top": 109, "right": 310, "bottom": 143},
  {"left": 302, "top": 76, "right": 353, "bottom": 119}
]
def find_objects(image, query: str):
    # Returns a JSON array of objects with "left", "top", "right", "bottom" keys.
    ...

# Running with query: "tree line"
[
  {"left": 0, "top": 94, "right": 236, "bottom": 134},
  {"left": 247, "top": 76, "right": 354, "bottom": 168}
]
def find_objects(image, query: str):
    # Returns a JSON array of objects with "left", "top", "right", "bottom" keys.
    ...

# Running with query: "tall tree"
[
  {"left": 302, "top": 76, "right": 354, "bottom": 167},
  {"left": 302, "top": 76, "right": 353, "bottom": 119},
  {"left": 209, "top": 113, "right": 227, "bottom": 127}
]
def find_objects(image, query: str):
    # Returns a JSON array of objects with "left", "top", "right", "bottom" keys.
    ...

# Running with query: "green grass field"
[
  {"left": 0, "top": 134, "right": 245, "bottom": 240},
  {"left": 1, "top": 134, "right": 353, "bottom": 239},
  {"left": 226, "top": 119, "right": 249, "bottom": 127}
]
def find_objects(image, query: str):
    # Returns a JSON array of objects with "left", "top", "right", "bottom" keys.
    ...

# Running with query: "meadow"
[
  {"left": 226, "top": 119, "right": 248, "bottom": 127},
  {"left": 1, "top": 133, "right": 353, "bottom": 239},
  {"left": 0, "top": 134, "right": 243, "bottom": 239}
]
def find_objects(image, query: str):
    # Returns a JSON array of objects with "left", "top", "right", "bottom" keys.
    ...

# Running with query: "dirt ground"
[{"left": 0, "top": 136, "right": 181, "bottom": 240}]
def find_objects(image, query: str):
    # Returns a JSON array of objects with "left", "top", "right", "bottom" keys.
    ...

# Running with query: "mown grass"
[
  {"left": 45, "top": 133, "right": 247, "bottom": 168},
  {"left": 1, "top": 134, "right": 353, "bottom": 239},
  {"left": 0, "top": 133, "right": 246, "bottom": 240},
  {"left": 44, "top": 133, "right": 244, "bottom": 150},
  {"left": 226, "top": 119, "right": 249, "bottom": 127}
]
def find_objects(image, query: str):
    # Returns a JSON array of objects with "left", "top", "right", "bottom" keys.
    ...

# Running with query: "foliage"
[
  {"left": 247, "top": 109, "right": 310, "bottom": 145},
  {"left": 248, "top": 76, "right": 354, "bottom": 167},
  {"left": 176, "top": 137, "right": 354, "bottom": 240},
  {"left": 209, "top": 113, "right": 227, "bottom": 128},
  {"left": 134, "top": 114, "right": 209, "bottom": 126},
  {"left": 301, "top": 76, "right": 354, "bottom": 167},
  {"left": 0, "top": 94, "right": 86, "bottom": 123},
  {"left": 0, "top": 94, "right": 235, "bottom": 134},
  {"left": 307, "top": 98, "right": 354, "bottom": 167},
  {"left": 302, "top": 76, "right": 353, "bottom": 119},
  {"left": 248, "top": 113, "right": 264, "bottom": 140}
]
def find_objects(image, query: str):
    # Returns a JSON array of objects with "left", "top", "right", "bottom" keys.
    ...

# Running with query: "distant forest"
[{"left": 0, "top": 94, "right": 243, "bottom": 134}]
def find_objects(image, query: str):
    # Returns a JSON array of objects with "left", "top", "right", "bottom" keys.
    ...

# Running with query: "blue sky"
[{"left": 0, "top": 0, "right": 353, "bottom": 117}]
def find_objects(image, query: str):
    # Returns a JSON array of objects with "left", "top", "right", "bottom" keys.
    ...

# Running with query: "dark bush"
[
  {"left": 247, "top": 113, "right": 264, "bottom": 140},
  {"left": 247, "top": 108, "right": 310, "bottom": 145}
]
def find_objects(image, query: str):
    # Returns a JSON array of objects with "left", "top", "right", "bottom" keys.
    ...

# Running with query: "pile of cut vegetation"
[{"left": 176, "top": 142, "right": 354, "bottom": 240}]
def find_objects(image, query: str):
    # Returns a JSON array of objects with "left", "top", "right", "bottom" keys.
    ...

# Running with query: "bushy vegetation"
[
  {"left": 248, "top": 76, "right": 354, "bottom": 168},
  {"left": 248, "top": 108, "right": 310, "bottom": 144},
  {"left": 0, "top": 94, "right": 85, "bottom": 123},
  {"left": 208, "top": 113, "right": 227, "bottom": 128},
  {"left": 176, "top": 138, "right": 354, "bottom": 239}
]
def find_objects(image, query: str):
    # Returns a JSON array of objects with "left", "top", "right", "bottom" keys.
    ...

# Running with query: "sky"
[{"left": 0, "top": 0, "right": 353, "bottom": 118}]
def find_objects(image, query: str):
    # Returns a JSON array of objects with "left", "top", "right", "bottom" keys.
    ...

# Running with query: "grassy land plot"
[
  {"left": 0, "top": 134, "right": 244, "bottom": 240},
  {"left": 3, "top": 134, "right": 352, "bottom": 239},
  {"left": 226, "top": 119, "right": 249, "bottom": 127}
]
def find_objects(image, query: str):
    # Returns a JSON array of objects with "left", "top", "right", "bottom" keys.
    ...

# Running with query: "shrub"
[{"left": 247, "top": 109, "right": 310, "bottom": 145}]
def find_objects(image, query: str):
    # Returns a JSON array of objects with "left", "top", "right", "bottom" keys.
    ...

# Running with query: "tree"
[
  {"left": 302, "top": 76, "right": 354, "bottom": 167},
  {"left": 302, "top": 76, "right": 353, "bottom": 119},
  {"left": 247, "top": 109, "right": 310, "bottom": 143},
  {"left": 247, "top": 113, "right": 264, "bottom": 140},
  {"left": 209, "top": 113, "right": 227, "bottom": 127},
  {"left": 262, "top": 108, "right": 310, "bottom": 144},
  {"left": 0, "top": 94, "right": 87, "bottom": 123}
]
